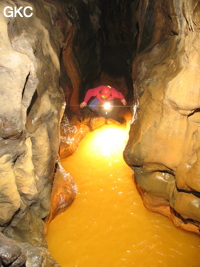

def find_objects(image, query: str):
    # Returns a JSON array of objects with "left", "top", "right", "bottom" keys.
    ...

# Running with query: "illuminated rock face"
[{"left": 124, "top": 0, "right": 200, "bottom": 234}]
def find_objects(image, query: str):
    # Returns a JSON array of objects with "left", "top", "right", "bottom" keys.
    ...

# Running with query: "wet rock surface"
[
  {"left": 124, "top": 0, "right": 200, "bottom": 234},
  {"left": 45, "top": 160, "right": 76, "bottom": 227}
]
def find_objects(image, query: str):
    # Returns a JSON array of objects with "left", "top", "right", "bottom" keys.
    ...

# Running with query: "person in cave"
[{"left": 80, "top": 85, "right": 127, "bottom": 115}]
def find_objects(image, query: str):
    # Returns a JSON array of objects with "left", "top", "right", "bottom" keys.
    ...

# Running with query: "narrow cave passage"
[
  {"left": 1, "top": 0, "right": 200, "bottom": 265},
  {"left": 46, "top": 0, "right": 200, "bottom": 266},
  {"left": 46, "top": 123, "right": 200, "bottom": 267},
  {"left": 61, "top": 0, "right": 135, "bottom": 120}
]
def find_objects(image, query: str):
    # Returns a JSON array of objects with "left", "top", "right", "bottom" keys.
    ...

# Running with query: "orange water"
[{"left": 46, "top": 124, "right": 200, "bottom": 267}]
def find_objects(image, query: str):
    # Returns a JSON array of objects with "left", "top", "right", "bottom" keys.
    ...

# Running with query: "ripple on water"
[{"left": 46, "top": 124, "right": 200, "bottom": 267}]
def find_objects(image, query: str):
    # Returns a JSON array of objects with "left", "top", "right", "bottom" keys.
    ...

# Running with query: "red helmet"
[{"left": 100, "top": 86, "right": 111, "bottom": 98}]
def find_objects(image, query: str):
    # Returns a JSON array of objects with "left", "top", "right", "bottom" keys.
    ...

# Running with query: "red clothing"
[{"left": 83, "top": 86, "right": 125, "bottom": 104}]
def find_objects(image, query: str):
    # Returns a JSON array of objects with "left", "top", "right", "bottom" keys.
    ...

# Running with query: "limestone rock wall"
[
  {"left": 0, "top": 0, "right": 66, "bottom": 265},
  {"left": 124, "top": 0, "right": 200, "bottom": 234}
]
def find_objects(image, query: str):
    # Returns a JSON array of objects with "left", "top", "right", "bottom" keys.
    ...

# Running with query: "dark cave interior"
[{"left": 60, "top": 0, "right": 138, "bottom": 117}]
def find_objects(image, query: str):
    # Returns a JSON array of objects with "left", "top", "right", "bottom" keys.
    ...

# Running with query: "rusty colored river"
[{"left": 46, "top": 124, "right": 200, "bottom": 267}]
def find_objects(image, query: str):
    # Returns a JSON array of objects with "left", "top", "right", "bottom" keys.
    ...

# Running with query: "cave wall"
[
  {"left": 0, "top": 0, "right": 67, "bottom": 265},
  {"left": 124, "top": 0, "right": 200, "bottom": 234},
  {"left": 0, "top": 0, "right": 119, "bottom": 265},
  {"left": 1, "top": 0, "right": 199, "bottom": 265}
]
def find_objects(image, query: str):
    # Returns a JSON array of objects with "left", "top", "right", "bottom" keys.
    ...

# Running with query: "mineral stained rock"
[
  {"left": 124, "top": 0, "right": 200, "bottom": 234},
  {"left": 45, "top": 160, "right": 76, "bottom": 229}
]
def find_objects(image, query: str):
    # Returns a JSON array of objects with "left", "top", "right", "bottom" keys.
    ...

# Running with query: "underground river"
[{"left": 46, "top": 123, "right": 200, "bottom": 267}]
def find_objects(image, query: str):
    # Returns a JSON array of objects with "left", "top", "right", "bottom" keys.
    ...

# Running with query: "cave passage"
[{"left": 46, "top": 124, "right": 200, "bottom": 267}]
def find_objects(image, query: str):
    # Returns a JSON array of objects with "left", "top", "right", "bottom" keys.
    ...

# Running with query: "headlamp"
[{"left": 103, "top": 102, "right": 111, "bottom": 111}]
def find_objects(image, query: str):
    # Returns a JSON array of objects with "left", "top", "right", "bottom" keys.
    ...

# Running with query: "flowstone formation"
[{"left": 124, "top": 0, "right": 200, "bottom": 234}]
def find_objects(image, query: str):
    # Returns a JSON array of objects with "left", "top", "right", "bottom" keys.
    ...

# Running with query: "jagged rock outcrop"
[
  {"left": 124, "top": 0, "right": 200, "bottom": 234},
  {"left": 0, "top": 0, "right": 67, "bottom": 265}
]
